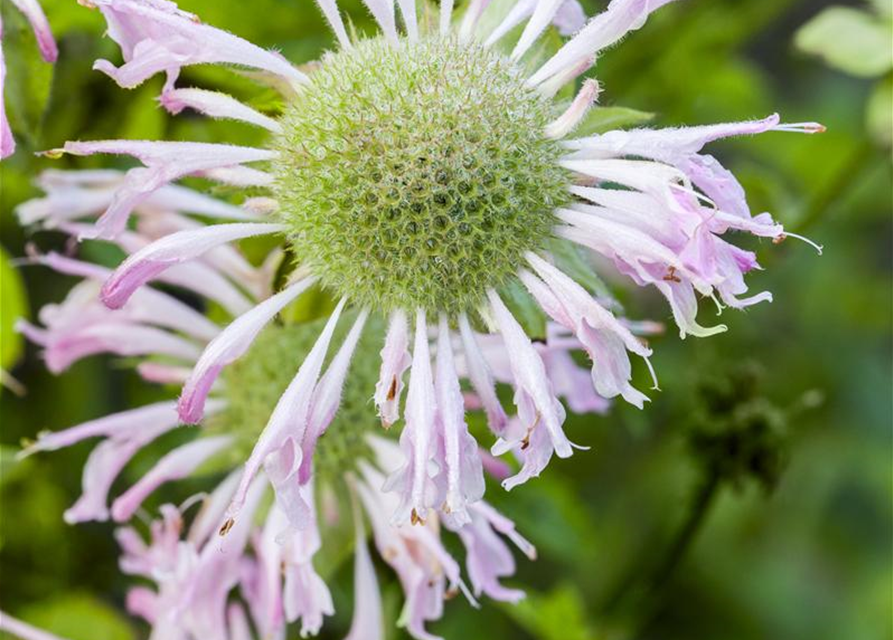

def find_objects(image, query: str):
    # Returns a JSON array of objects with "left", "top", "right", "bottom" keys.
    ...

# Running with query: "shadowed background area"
[{"left": 1, "top": 0, "right": 890, "bottom": 639}]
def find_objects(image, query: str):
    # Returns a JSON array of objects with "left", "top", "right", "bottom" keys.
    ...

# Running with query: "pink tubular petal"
[
  {"left": 564, "top": 114, "right": 782, "bottom": 158},
  {"left": 160, "top": 88, "right": 282, "bottom": 132},
  {"left": 560, "top": 158, "right": 689, "bottom": 205},
  {"left": 101, "top": 222, "right": 284, "bottom": 309},
  {"left": 528, "top": 0, "right": 676, "bottom": 87},
  {"left": 385, "top": 308, "right": 437, "bottom": 525},
  {"left": 526, "top": 253, "right": 653, "bottom": 406},
  {"left": 1, "top": 45, "right": 14, "bottom": 160},
  {"left": 21, "top": 400, "right": 179, "bottom": 454},
  {"left": 314, "top": 0, "right": 352, "bottom": 49},
  {"left": 10, "top": 0, "right": 58, "bottom": 62},
  {"left": 226, "top": 604, "right": 253, "bottom": 640},
  {"left": 178, "top": 276, "right": 315, "bottom": 424},
  {"left": 486, "top": 289, "right": 572, "bottom": 459},
  {"left": 450, "top": 505, "right": 528, "bottom": 603},
  {"left": 90, "top": 0, "right": 306, "bottom": 89},
  {"left": 264, "top": 437, "right": 310, "bottom": 532},
  {"left": 374, "top": 309, "right": 411, "bottom": 428},
  {"left": 54, "top": 140, "right": 276, "bottom": 239},
  {"left": 0, "top": 611, "right": 69, "bottom": 640},
  {"left": 361, "top": 0, "right": 399, "bottom": 43},
  {"left": 484, "top": 0, "right": 537, "bottom": 47},
  {"left": 512, "top": 0, "right": 565, "bottom": 61},
  {"left": 435, "top": 314, "right": 484, "bottom": 524},
  {"left": 458, "top": 313, "right": 508, "bottom": 436},
  {"left": 247, "top": 506, "right": 287, "bottom": 639},
  {"left": 110, "top": 435, "right": 232, "bottom": 522},
  {"left": 17, "top": 172, "right": 261, "bottom": 228},
  {"left": 43, "top": 322, "right": 202, "bottom": 374},
  {"left": 473, "top": 501, "right": 537, "bottom": 560},
  {"left": 459, "top": 0, "right": 492, "bottom": 41},
  {"left": 552, "top": 0, "right": 586, "bottom": 35},
  {"left": 197, "top": 165, "right": 273, "bottom": 187},
  {"left": 125, "top": 587, "right": 159, "bottom": 624},
  {"left": 224, "top": 300, "right": 346, "bottom": 528},
  {"left": 187, "top": 469, "right": 241, "bottom": 548},
  {"left": 344, "top": 517, "right": 383, "bottom": 640},
  {"left": 545, "top": 78, "right": 599, "bottom": 139},
  {"left": 440, "top": 0, "right": 454, "bottom": 35},
  {"left": 35, "top": 251, "right": 221, "bottom": 342},
  {"left": 137, "top": 362, "right": 193, "bottom": 385},
  {"left": 397, "top": 0, "right": 419, "bottom": 40},
  {"left": 299, "top": 309, "right": 369, "bottom": 484},
  {"left": 64, "top": 418, "right": 182, "bottom": 524}
]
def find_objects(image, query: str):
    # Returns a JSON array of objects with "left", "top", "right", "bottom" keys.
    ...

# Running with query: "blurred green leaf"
[
  {"left": 866, "top": 76, "right": 893, "bottom": 148},
  {"left": 0, "top": 594, "right": 136, "bottom": 640},
  {"left": 0, "top": 246, "right": 27, "bottom": 371},
  {"left": 574, "top": 106, "right": 655, "bottom": 135},
  {"left": 0, "top": 446, "right": 29, "bottom": 486},
  {"left": 504, "top": 584, "right": 602, "bottom": 640},
  {"left": 500, "top": 279, "right": 547, "bottom": 341},
  {"left": 795, "top": 7, "right": 893, "bottom": 78},
  {"left": 1, "top": 4, "right": 55, "bottom": 150}
]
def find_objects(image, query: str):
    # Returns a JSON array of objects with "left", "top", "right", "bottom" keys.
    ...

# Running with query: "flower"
[
  {"left": 111, "top": 437, "right": 537, "bottom": 640},
  {"left": 1, "top": 0, "right": 58, "bottom": 159},
  {"left": 21, "top": 0, "right": 822, "bottom": 518},
  {"left": 17, "top": 238, "right": 603, "bottom": 636},
  {"left": 16, "top": 0, "right": 824, "bottom": 634}
]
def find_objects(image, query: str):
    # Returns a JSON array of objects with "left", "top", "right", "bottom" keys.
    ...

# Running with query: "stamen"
[{"left": 774, "top": 122, "right": 826, "bottom": 134}]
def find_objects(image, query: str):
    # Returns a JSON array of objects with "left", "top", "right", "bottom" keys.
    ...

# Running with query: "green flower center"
[
  {"left": 272, "top": 36, "right": 569, "bottom": 313},
  {"left": 207, "top": 313, "right": 385, "bottom": 479}
]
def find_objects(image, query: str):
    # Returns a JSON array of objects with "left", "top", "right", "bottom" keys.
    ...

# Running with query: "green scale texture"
[
  {"left": 206, "top": 313, "right": 386, "bottom": 478},
  {"left": 273, "top": 36, "right": 570, "bottom": 313}
]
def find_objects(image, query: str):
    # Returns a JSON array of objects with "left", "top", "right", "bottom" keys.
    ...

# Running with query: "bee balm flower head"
[{"left": 16, "top": 0, "right": 823, "bottom": 636}]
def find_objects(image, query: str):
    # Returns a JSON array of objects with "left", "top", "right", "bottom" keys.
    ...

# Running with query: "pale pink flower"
[{"left": 15, "top": 0, "right": 823, "bottom": 635}]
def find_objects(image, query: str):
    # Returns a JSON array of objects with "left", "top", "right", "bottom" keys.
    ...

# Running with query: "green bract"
[{"left": 273, "top": 36, "right": 569, "bottom": 313}]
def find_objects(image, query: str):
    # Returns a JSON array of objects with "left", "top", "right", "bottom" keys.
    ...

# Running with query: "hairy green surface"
[
  {"left": 273, "top": 36, "right": 569, "bottom": 313},
  {"left": 207, "top": 313, "right": 386, "bottom": 479}
]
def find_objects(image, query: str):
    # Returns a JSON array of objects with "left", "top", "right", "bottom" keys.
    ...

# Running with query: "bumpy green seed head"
[
  {"left": 206, "top": 313, "right": 384, "bottom": 479},
  {"left": 273, "top": 36, "right": 570, "bottom": 313}
]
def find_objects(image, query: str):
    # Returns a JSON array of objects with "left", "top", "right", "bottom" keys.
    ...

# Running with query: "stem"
[
  {"left": 645, "top": 469, "right": 721, "bottom": 595},
  {"left": 597, "top": 469, "right": 721, "bottom": 620}
]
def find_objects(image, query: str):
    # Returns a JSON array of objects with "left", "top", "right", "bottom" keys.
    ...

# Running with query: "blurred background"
[{"left": 1, "top": 0, "right": 890, "bottom": 639}]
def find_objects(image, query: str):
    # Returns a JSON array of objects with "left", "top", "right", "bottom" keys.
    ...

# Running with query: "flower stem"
[{"left": 645, "top": 469, "right": 721, "bottom": 596}]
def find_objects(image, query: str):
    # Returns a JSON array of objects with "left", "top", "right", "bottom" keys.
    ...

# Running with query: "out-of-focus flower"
[
  {"left": 20, "top": 0, "right": 822, "bottom": 524},
  {"left": 111, "top": 433, "right": 538, "bottom": 640},
  {"left": 1, "top": 0, "right": 57, "bottom": 159},
  {"left": 17, "top": 231, "right": 603, "bottom": 637}
]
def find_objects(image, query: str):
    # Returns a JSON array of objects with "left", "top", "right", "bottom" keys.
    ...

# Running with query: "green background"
[{"left": 0, "top": 0, "right": 890, "bottom": 639}]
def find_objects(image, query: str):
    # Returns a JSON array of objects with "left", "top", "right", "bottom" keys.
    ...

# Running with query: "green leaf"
[
  {"left": 0, "top": 3, "right": 55, "bottom": 149},
  {"left": 502, "top": 584, "right": 603, "bottom": 640},
  {"left": 547, "top": 239, "right": 614, "bottom": 300},
  {"left": 0, "top": 245, "right": 27, "bottom": 371},
  {"left": 118, "top": 80, "right": 168, "bottom": 141},
  {"left": 795, "top": 6, "right": 893, "bottom": 78},
  {"left": 866, "top": 76, "right": 893, "bottom": 148},
  {"left": 1, "top": 594, "right": 136, "bottom": 640},
  {"left": 0, "top": 445, "right": 29, "bottom": 486},
  {"left": 573, "top": 105, "right": 655, "bottom": 136},
  {"left": 500, "top": 279, "right": 547, "bottom": 341}
]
